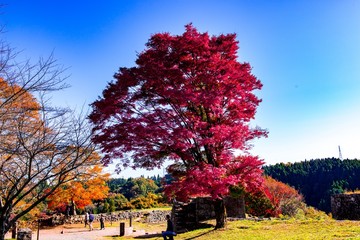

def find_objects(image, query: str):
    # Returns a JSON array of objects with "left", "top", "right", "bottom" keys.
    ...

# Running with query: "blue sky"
[{"left": 2, "top": 1, "right": 360, "bottom": 177}]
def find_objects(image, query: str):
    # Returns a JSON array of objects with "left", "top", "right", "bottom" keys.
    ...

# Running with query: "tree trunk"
[
  {"left": 11, "top": 222, "right": 17, "bottom": 239},
  {"left": 0, "top": 203, "right": 13, "bottom": 240},
  {"left": 214, "top": 198, "right": 227, "bottom": 229},
  {"left": 0, "top": 218, "right": 8, "bottom": 240},
  {"left": 71, "top": 200, "right": 77, "bottom": 216}
]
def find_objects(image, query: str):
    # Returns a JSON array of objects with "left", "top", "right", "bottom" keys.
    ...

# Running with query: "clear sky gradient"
[{"left": 2, "top": 1, "right": 360, "bottom": 177}]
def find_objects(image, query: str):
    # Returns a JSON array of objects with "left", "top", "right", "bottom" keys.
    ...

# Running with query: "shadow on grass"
[
  {"left": 179, "top": 222, "right": 215, "bottom": 240},
  {"left": 133, "top": 233, "right": 162, "bottom": 239},
  {"left": 183, "top": 229, "right": 215, "bottom": 240},
  {"left": 131, "top": 231, "right": 215, "bottom": 240},
  {"left": 133, "top": 223, "right": 215, "bottom": 239}
]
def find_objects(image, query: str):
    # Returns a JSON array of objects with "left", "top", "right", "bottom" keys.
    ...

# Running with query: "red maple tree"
[{"left": 90, "top": 24, "right": 267, "bottom": 228}]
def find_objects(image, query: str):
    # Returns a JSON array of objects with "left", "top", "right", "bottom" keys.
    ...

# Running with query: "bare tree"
[{"left": 0, "top": 29, "right": 98, "bottom": 240}]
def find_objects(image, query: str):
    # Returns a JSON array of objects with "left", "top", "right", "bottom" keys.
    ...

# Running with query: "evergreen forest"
[{"left": 263, "top": 158, "right": 360, "bottom": 212}]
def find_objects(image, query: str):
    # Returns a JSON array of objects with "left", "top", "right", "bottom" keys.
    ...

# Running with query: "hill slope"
[{"left": 263, "top": 158, "right": 360, "bottom": 212}]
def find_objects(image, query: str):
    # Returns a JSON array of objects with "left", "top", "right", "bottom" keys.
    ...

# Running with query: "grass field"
[{"left": 107, "top": 218, "right": 360, "bottom": 240}]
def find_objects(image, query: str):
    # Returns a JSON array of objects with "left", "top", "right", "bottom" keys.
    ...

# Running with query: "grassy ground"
[{"left": 107, "top": 218, "right": 360, "bottom": 240}]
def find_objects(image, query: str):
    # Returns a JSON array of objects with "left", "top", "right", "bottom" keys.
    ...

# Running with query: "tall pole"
[{"left": 338, "top": 146, "right": 343, "bottom": 160}]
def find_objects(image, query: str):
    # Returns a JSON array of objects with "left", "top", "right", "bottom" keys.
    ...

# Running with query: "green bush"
[{"left": 130, "top": 193, "right": 165, "bottom": 209}]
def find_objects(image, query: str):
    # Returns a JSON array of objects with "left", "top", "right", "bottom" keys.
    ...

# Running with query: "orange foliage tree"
[
  {"left": 0, "top": 38, "right": 99, "bottom": 239},
  {"left": 47, "top": 165, "right": 110, "bottom": 214}
]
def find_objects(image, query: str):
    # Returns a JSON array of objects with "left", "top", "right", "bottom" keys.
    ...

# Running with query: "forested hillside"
[
  {"left": 263, "top": 158, "right": 360, "bottom": 212},
  {"left": 101, "top": 175, "right": 167, "bottom": 212}
]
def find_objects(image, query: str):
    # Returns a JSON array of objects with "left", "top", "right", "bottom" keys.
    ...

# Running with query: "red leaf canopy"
[{"left": 90, "top": 24, "right": 267, "bottom": 200}]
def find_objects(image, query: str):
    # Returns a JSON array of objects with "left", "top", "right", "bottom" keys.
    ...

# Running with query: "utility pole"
[{"left": 338, "top": 145, "right": 343, "bottom": 160}]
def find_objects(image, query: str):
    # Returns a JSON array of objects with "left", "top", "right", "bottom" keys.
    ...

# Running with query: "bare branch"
[{"left": 0, "top": 27, "right": 100, "bottom": 238}]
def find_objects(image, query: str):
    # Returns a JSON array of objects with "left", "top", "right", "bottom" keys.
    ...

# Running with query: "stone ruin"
[
  {"left": 172, "top": 196, "right": 245, "bottom": 232},
  {"left": 37, "top": 197, "right": 245, "bottom": 232},
  {"left": 331, "top": 193, "right": 360, "bottom": 220}
]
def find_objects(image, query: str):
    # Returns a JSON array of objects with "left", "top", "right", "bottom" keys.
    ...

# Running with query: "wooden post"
[
  {"left": 119, "top": 222, "right": 125, "bottom": 236},
  {"left": 11, "top": 221, "right": 17, "bottom": 239},
  {"left": 37, "top": 219, "right": 40, "bottom": 240}
]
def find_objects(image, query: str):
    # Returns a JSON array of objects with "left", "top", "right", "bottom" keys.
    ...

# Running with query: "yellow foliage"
[{"left": 344, "top": 189, "right": 360, "bottom": 195}]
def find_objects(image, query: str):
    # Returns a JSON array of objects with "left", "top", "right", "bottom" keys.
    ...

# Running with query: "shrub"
[
  {"left": 245, "top": 176, "right": 305, "bottom": 217},
  {"left": 130, "top": 193, "right": 165, "bottom": 209}
]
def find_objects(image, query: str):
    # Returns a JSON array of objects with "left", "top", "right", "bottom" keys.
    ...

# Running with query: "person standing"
[
  {"left": 84, "top": 212, "right": 89, "bottom": 227},
  {"left": 88, "top": 212, "right": 94, "bottom": 231},
  {"left": 162, "top": 214, "right": 176, "bottom": 240},
  {"left": 100, "top": 214, "right": 105, "bottom": 230}
]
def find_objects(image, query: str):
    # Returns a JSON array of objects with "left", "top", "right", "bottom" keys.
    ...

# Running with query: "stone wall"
[
  {"left": 172, "top": 196, "right": 245, "bottom": 232},
  {"left": 224, "top": 196, "right": 246, "bottom": 218},
  {"left": 40, "top": 210, "right": 171, "bottom": 227},
  {"left": 331, "top": 194, "right": 360, "bottom": 220},
  {"left": 194, "top": 196, "right": 246, "bottom": 220}
]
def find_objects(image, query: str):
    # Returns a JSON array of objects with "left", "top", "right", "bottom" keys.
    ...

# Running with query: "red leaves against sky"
[{"left": 90, "top": 24, "right": 267, "bottom": 200}]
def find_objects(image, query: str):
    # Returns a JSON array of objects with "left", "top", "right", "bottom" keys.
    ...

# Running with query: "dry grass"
[{"left": 107, "top": 218, "right": 360, "bottom": 240}]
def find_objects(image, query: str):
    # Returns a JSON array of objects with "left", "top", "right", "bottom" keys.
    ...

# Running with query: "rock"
[{"left": 17, "top": 228, "right": 32, "bottom": 240}]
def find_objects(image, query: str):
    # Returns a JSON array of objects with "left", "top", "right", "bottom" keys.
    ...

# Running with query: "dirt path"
[
  {"left": 35, "top": 226, "right": 121, "bottom": 240},
  {"left": 6, "top": 225, "right": 158, "bottom": 240}
]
